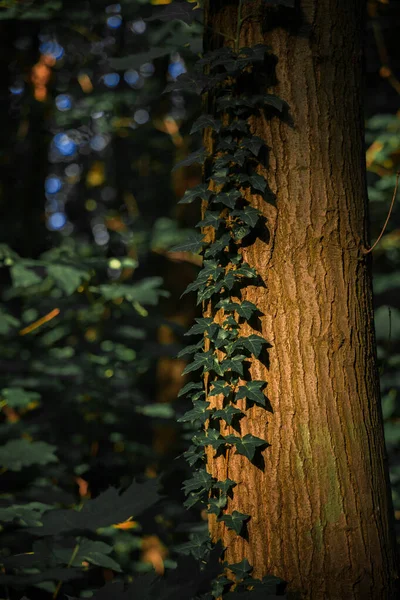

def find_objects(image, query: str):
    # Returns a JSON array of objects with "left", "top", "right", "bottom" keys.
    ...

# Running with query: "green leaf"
[
  {"left": 240, "top": 136, "right": 265, "bottom": 156},
  {"left": 191, "top": 115, "right": 222, "bottom": 134},
  {"left": 209, "top": 381, "right": 232, "bottom": 397},
  {"left": 183, "top": 469, "right": 214, "bottom": 494},
  {"left": 58, "top": 539, "right": 122, "bottom": 572},
  {"left": 227, "top": 558, "right": 253, "bottom": 580},
  {"left": 0, "top": 503, "right": 53, "bottom": 527},
  {"left": 233, "top": 334, "right": 267, "bottom": 358},
  {"left": 218, "top": 510, "right": 250, "bottom": 534},
  {"left": 214, "top": 189, "right": 242, "bottom": 209},
  {"left": 216, "top": 299, "right": 258, "bottom": 320},
  {"left": 211, "top": 405, "right": 244, "bottom": 426},
  {"left": 95, "top": 277, "right": 166, "bottom": 305},
  {"left": 178, "top": 381, "right": 203, "bottom": 397},
  {"left": 204, "top": 233, "right": 232, "bottom": 257},
  {"left": 172, "top": 148, "right": 205, "bottom": 172},
  {"left": 220, "top": 354, "right": 247, "bottom": 376},
  {"left": 0, "top": 387, "right": 41, "bottom": 409},
  {"left": 177, "top": 401, "right": 210, "bottom": 423},
  {"left": 0, "top": 439, "right": 58, "bottom": 472},
  {"left": 0, "top": 307, "right": 20, "bottom": 334},
  {"left": 209, "top": 168, "right": 229, "bottom": 185},
  {"left": 232, "top": 206, "right": 261, "bottom": 228},
  {"left": 213, "top": 479, "right": 237, "bottom": 495},
  {"left": 178, "top": 184, "right": 211, "bottom": 205},
  {"left": 171, "top": 233, "right": 205, "bottom": 253},
  {"left": 136, "top": 404, "right": 175, "bottom": 419},
  {"left": 234, "top": 264, "right": 258, "bottom": 278},
  {"left": 177, "top": 339, "right": 204, "bottom": 358},
  {"left": 235, "top": 381, "right": 267, "bottom": 407},
  {"left": 226, "top": 433, "right": 267, "bottom": 461},
  {"left": 207, "top": 495, "right": 228, "bottom": 515},
  {"left": 185, "top": 317, "right": 214, "bottom": 336},
  {"left": 197, "top": 210, "right": 222, "bottom": 228},
  {"left": 47, "top": 264, "right": 90, "bottom": 295},
  {"left": 11, "top": 263, "right": 41, "bottom": 288}
]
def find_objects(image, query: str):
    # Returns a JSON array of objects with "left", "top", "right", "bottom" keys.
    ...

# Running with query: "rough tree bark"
[{"left": 203, "top": 1, "right": 399, "bottom": 598}]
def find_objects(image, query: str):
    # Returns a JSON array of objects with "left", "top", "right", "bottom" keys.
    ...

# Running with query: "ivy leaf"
[
  {"left": 223, "top": 271, "right": 236, "bottom": 290},
  {"left": 209, "top": 168, "right": 229, "bottom": 185},
  {"left": 172, "top": 148, "right": 205, "bottom": 172},
  {"left": 185, "top": 317, "right": 215, "bottom": 336},
  {"left": 183, "top": 469, "right": 214, "bottom": 495},
  {"left": 211, "top": 405, "right": 244, "bottom": 426},
  {"left": 178, "top": 184, "right": 211, "bottom": 205},
  {"left": 207, "top": 496, "right": 228, "bottom": 515},
  {"left": 183, "top": 444, "right": 204, "bottom": 467},
  {"left": 216, "top": 299, "right": 258, "bottom": 320},
  {"left": 233, "top": 334, "right": 267, "bottom": 358},
  {"left": 234, "top": 264, "right": 258, "bottom": 279},
  {"left": 214, "top": 189, "right": 242, "bottom": 209},
  {"left": 177, "top": 339, "right": 204, "bottom": 358},
  {"left": 0, "top": 439, "right": 58, "bottom": 472},
  {"left": 171, "top": 233, "right": 205, "bottom": 253},
  {"left": 177, "top": 401, "right": 211, "bottom": 424},
  {"left": 226, "top": 433, "right": 267, "bottom": 461},
  {"left": 240, "top": 136, "right": 265, "bottom": 156},
  {"left": 227, "top": 558, "right": 253, "bottom": 580},
  {"left": 235, "top": 381, "right": 267, "bottom": 407},
  {"left": 218, "top": 510, "right": 250, "bottom": 535},
  {"left": 232, "top": 223, "right": 252, "bottom": 241},
  {"left": 220, "top": 354, "right": 247, "bottom": 376},
  {"left": 197, "top": 210, "right": 222, "bottom": 228},
  {"left": 209, "top": 381, "right": 232, "bottom": 397},
  {"left": 204, "top": 233, "right": 232, "bottom": 257},
  {"left": 191, "top": 115, "right": 222, "bottom": 134},
  {"left": 213, "top": 479, "right": 237, "bottom": 494},
  {"left": 0, "top": 502, "right": 53, "bottom": 527},
  {"left": 178, "top": 381, "right": 203, "bottom": 398},
  {"left": 145, "top": 3, "right": 203, "bottom": 24}
]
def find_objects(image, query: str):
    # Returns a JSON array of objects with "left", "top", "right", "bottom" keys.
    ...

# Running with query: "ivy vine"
[{"left": 172, "top": 0, "right": 290, "bottom": 596}]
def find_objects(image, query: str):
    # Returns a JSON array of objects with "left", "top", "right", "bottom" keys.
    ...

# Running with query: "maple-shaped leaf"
[
  {"left": 235, "top": 381, "right": 267, "bottom": 407},
  {"left": 27, "top": 479, "right": 160, "bottom": 536},
  {"left": 178, "top": 381, "right": 203, "bottom": 398},
  {"left": 178, "top": 183, "right": 211, "bottom": 205},
  {"left": 171, "top": 232, "right": 205, "bottom": 253},
  {"left": 172, "top": 147, "right": 205, "bottom": 171},
  {"left": 218, "top": 510, "right": 250, "bottom": 534},
  {"left": 226, "top": 433, "right": 267, "bottom": 461},
  {"left": 226, "top": 557, "right": 253, "bottom": 580},
  {"left": 213, "top": 478, "right": 237, "bottom": 494},
  {"left": 190, "top": 115, "right": 222, "bottom": 134}
]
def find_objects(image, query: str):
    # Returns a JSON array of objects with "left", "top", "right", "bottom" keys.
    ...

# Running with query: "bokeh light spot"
[
  {"left": 103, "top": 73, "right": 120, "bottom": 88},
  {"left": 47, "top": 212, "right": 67, "bottom": 230},
  {"left": 56, "top": 94, "right": 72, "bottom": 111},
  {"left": 45, "top": 176, "right": 62, "bottom": 194}
]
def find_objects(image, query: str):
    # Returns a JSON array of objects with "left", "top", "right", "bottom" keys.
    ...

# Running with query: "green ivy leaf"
[
  {"left": 171, "top": 233, "right": 205, "bottom": 253},
  {"left": 233, "top": 334, "right": 267, "bottom": 358},
  {"left": 209, "top": 381, "right": 232, "bottom": 397},
  {"left": 213, "top": 479, "right": 237, "bottom": 494},
  {"left": 216, "top": 299, "right": 258, "bottom": 320},
  {"left": 191, "top": 115, "right": 222, "bottom": 134},
  {"left": 178, "top": 184, "right": 211, "bottom": 205},
  {"left": 183, "top": 469, "right": 214, "bottom": 494},
  {"left": 172, "top": 148, "right": 205, "bottom": 172},
  {"left": 197, "top": 210, "right": 222, "bottom": 229},
  {"left": 232, "top": 206, "right": 261, "bottom": 228},
  {"left": 235, "top": 381, "right": 267, "bottom": 407},
  {"left": 204, "top": 233, "right": 232, "bottom": 258},
  {"left": 209, "top": 168, "right": 229, "bottom": 185},
  {"left": 226, "top": 433, "right": 266, "bottom": 461},
  {"left": 227, "top": 558, "right": 253, "bottom": 580},
  {"left": 214, "top": 189, "right": 242, "bottom": 209},
  {"left": 177, "top": 401, "right": 211, "bottom": 424},
  {"left": 207, "top": 495, "right": 228, "bottom": 515},
  {"left": 218, "top": 510, "right": 250, "bottom": 534},
  {"left": 211, "top": 405, "right": 244, "bottom": 425},
  {"left": 177, "top": 339, "right": 204, "bottom": 358},
  {"left": 183, "top": 445, "right": 205, "bottom": 467},
  {"left": 234, "top": 264, "right": 258, "bottom": 279},
  {"left": 240, "top": 136, "right": 265, "bottom": 156},
  {"left": 11, "top": 263, "right": 41, "bottom": 288},
  {"left": 0, "top": 387, "right": 41, "bottom": 409},
  {"left": 178, "top": 381, "right": 203, "bottom": 397},
  {"left": 220, "top": 354, "right": 247, "bottom": 376}
]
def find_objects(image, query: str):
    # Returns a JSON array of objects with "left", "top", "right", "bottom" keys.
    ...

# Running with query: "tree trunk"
[{"left": 203, "top": 1, "right": 399, "bottom": 598}]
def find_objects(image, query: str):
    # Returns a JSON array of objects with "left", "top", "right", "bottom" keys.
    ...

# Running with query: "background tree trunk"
[{"left": 204, "top": 1, "right": 399, "bottom": 598}]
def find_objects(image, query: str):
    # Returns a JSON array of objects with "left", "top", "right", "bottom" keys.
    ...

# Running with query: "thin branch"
[{"left": 363, "top": 171, "right": 399, "bottom": 254}]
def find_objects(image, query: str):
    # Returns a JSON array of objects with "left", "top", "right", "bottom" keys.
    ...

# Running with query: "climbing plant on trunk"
[{"left": 177, "top": 0, "right": 400, "bottom": 598}]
